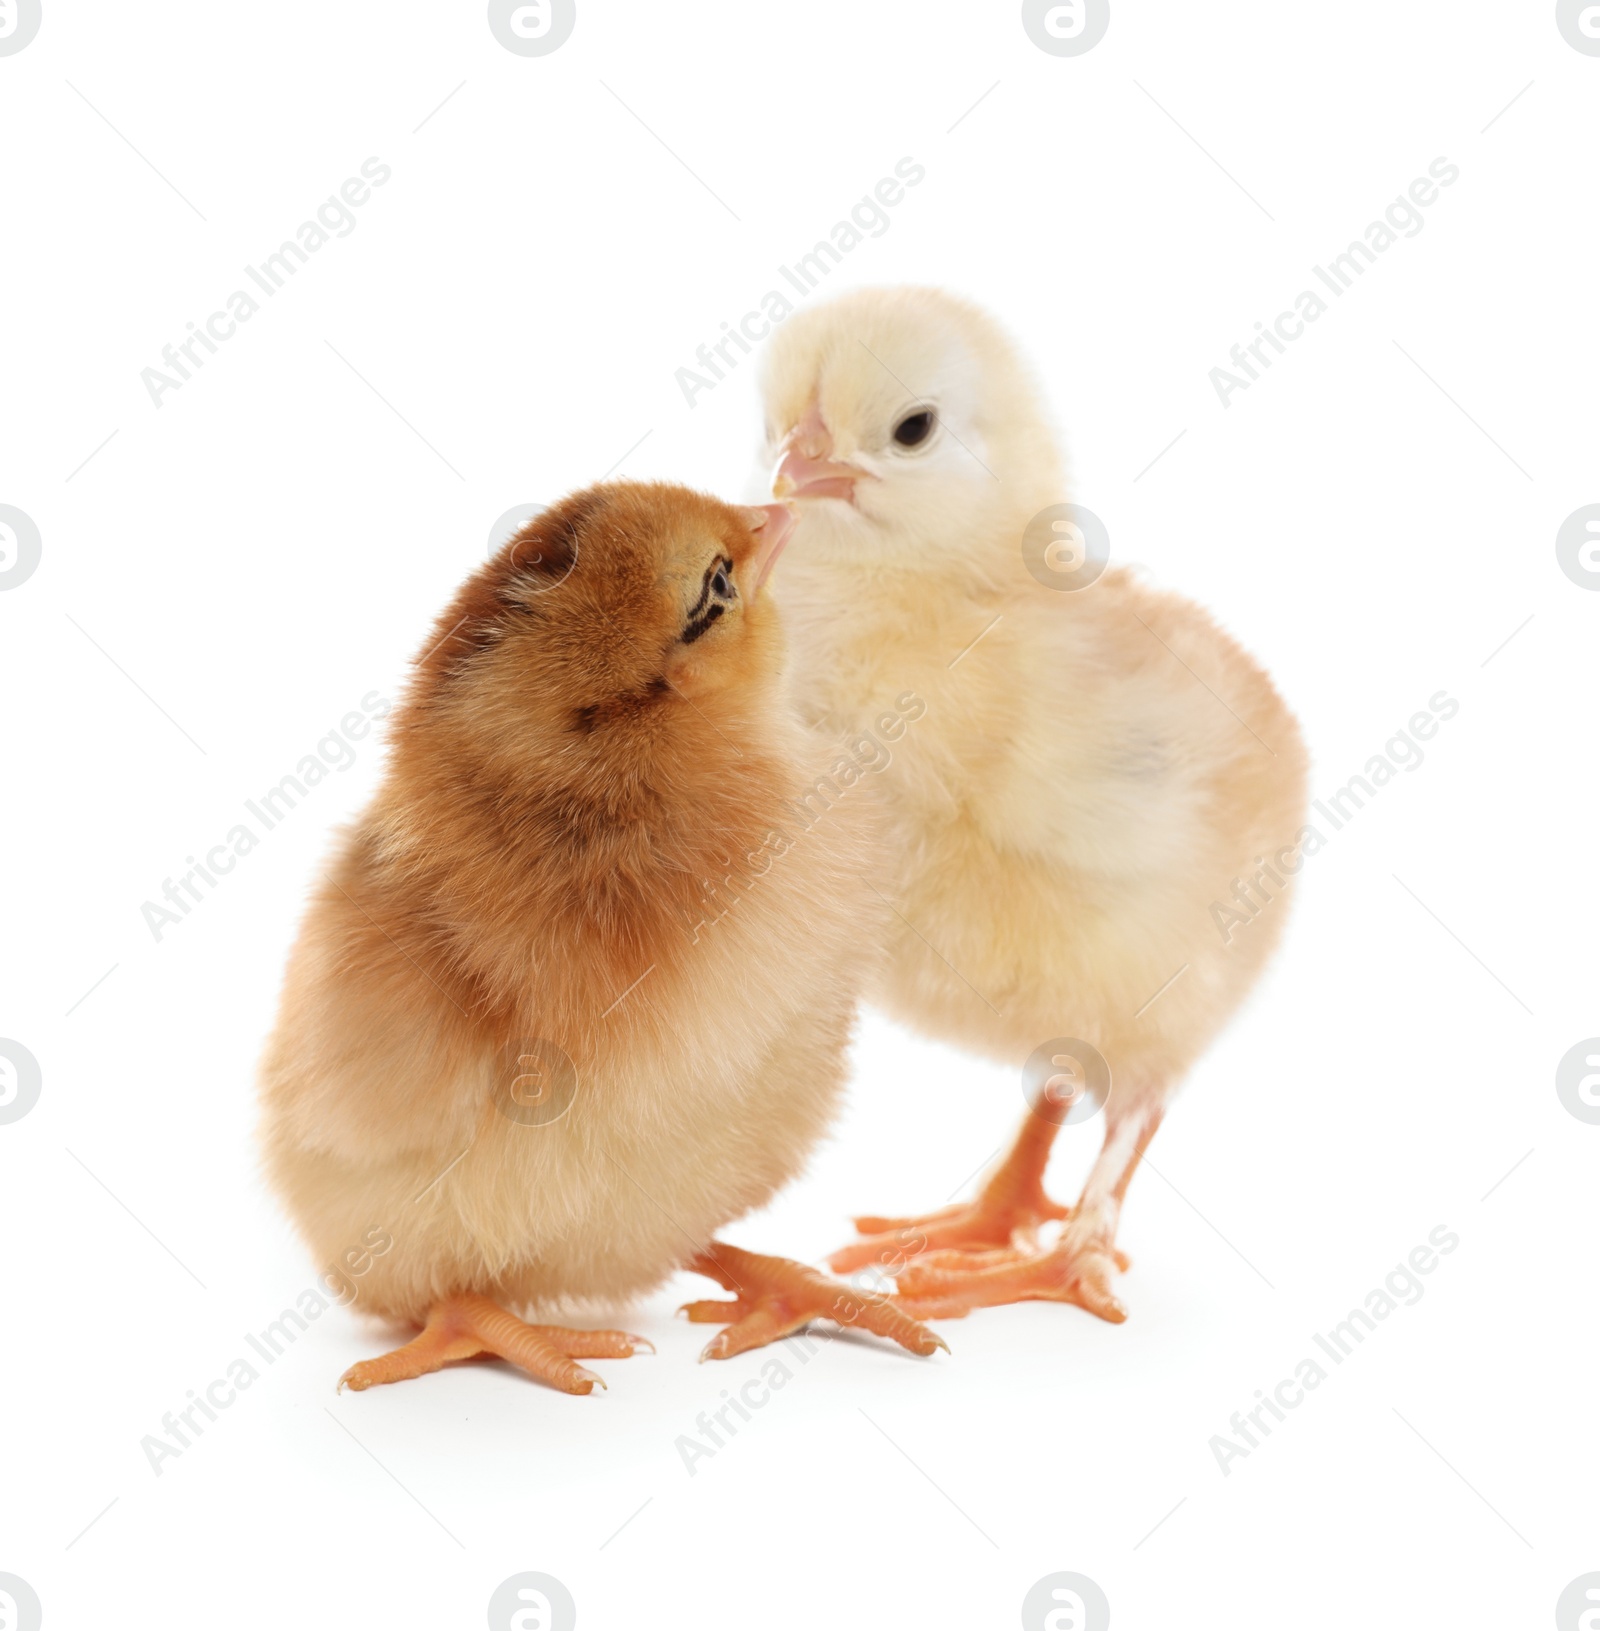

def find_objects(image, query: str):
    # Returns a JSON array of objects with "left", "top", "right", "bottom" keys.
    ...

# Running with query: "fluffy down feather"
[
  {"left": 259, "top": 484, "right": 889, "bottom": 1344},
  {"left": 758, "top": 288, "right": 1308, "bottom": 1321}
]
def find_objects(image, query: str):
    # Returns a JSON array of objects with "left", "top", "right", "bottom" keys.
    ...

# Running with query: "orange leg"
[
  {"left": 830, "top": 1105, "right": 1069, "bottom": 1275},
  {"left": 338, "top": 1293, "right": 651, "bottom": 1395},
  {"left": 683, "top": 1241, "right": 948, "bottom": 1361},
  {"left": 895, "top": 1102, "right": 1164, "bottom": 1324}
]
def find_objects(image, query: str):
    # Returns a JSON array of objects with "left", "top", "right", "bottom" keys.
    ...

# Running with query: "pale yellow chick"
[{"left": 757, "top": 287, "right": 1308, "bottom": 1321}]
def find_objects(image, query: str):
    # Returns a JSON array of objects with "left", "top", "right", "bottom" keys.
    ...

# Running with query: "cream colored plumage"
[{"left": 758, "top": 287, "right": 1308, "bottom": 1321}]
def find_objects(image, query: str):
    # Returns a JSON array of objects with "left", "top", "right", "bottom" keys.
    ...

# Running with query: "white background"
[{"left": 3, "top": 3, "right": 1597, "bottom": 1627}]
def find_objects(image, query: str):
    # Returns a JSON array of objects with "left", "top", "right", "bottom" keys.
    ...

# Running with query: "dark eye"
[
  {"left": 681, "top": 557, "right": 737, "bottom": 645},
  {"left": 893, "top": 409, "right": 936, "bottom": 448}
]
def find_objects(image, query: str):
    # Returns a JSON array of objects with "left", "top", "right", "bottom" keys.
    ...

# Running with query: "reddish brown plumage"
[
  {"left": 326, "top": 482, "right": 802, "bottom": 1072},
  {"left": 259, "top": 481, "right": 895, "bottom": 1337}
]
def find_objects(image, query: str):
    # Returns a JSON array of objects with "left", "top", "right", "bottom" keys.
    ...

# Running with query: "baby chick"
[
  {"left": 758, "top": 288, "right": 1307, "bottom": 1322},
  {"left": 258, "top": 481, "right": 943, "bottom": 1392}
]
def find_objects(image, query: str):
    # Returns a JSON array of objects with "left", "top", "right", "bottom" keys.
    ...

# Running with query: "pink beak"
[
  {"left": 771, "top": 404, "right": 864, "bottom": 503},
  {"left": 744, "top": 502, "right": 796, "bottom": 593}
]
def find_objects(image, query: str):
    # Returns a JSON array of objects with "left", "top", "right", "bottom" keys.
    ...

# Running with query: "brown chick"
[
  {"left": 756, "top": 288, "right": 1309, "bottom": 1323},
  {"left": 258, "top": 481, "right": 944, "bottom": 1393}
]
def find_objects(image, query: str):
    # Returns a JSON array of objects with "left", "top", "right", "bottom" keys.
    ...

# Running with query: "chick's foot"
[
  {"left": 338, "top": 1293, "right": 651, "bottom": 1395},
  {"left": 829, "top": 1110, "right": 1067, "bottom": 1275},
  {"left": 893, "top": 1222, "right": 1131, "bottom": 1324},
  {"left": 683, "top": 1241, "right": 947, "bottom": 1361},
  {"left": 828, "top": 1190, "right": 1069, "bottom": 1276}
]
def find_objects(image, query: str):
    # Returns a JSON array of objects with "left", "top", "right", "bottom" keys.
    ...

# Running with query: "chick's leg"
[
  {"left": 338, "top": 1293, "right": 650, "bottom": 1395},
  {"left": 895, "top": 1100, "right": 1163, "bottom": 1324},
  {"left": 683, "top": 1242, "right": 947, "bottom": 1360},
  {"left": 829, "top": 1108, "right": 1068, "bottom": 1275}
]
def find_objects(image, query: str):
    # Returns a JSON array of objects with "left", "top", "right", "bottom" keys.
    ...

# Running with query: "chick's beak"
[
  {"left": 744, "top": 502, "right": 796, "bottom": 594},
  {"left": 771, "top": 404, "right": 864, "bottom": 503}
]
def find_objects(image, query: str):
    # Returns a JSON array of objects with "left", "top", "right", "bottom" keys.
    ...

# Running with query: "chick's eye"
[
  {"left": 892, "top": 409, "right": 936, "bottom": 448},
  {"left": 681, "top": 557, "right": 737, "bottom": 645}
]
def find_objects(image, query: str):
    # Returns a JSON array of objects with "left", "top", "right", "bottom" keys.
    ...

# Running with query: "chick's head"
[
  {"left": 760, "top": 286, "right": 1063, "bottom": 574},
  {"left": 402, "top": 482, "right": 796, "bottom": 794}
]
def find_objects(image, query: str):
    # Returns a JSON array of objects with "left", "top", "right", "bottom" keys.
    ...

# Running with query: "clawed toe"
[
  {"left": 894, "top": 1240, "right": 1129, "bottom": 1323},
  {"left": 679, "top": 1297, "right": 752, "bottom": 1323},
  {"left": 689, "top": 1242, "right": 948, "bottom": 1361},
  {"left": 829, "top": 1195, "right": 1069, "bottom": 1276}
]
